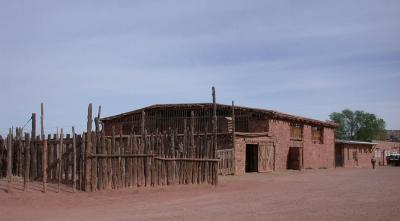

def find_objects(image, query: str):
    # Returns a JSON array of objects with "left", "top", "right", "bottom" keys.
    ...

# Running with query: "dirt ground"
[{"left": 1, "top": 167, "right": 399, "bottom": 221}]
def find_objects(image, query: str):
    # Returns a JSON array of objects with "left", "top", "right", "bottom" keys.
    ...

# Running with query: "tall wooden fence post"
[
  {"left": 41, "top": 102, "right": 48, "bottom": 193},
  {"left": 72, "top": 127, "right": 76, "bottom": 192},
  {"left": 85, "top": 103, "right": 93, "bottom": 192},
  {"left": 58, "top": 129, "right": 64, "bottom": 193},
  {"left": 30, "top": 113, "right": 36, "bottom": 181},
  {"left": 231, "top": 101, "right": 236, "bottom": 175},
  {"left": 212, "top": 86, "right": 218, "bottom": 185},
  {"left": 7, "top": 129, "right": 12, "bottom": 193},
  {"left": 24, "top": 133, "right": 31, "bottom": 191}
]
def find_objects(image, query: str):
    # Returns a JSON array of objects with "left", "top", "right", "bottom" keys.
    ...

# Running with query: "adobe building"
[
  {"left": 372, "top": 140, "right": 400, "bottom": 166},
  {"left": 101, "top": 103, "right": 338, "bottom": 175},
  {"left": 334, "top": 140, "right": 377, "bottom": 168}
]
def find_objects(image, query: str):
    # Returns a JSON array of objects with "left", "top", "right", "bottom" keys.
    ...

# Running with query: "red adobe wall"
[
  {"left": 341, "top": 144, "right": 373, "bottom": 168},
  {"left": 269, "top": 119, "right": 335, "bottom": 170},
  {"left": 269, "top": 119, "right": 291, "bottom": 170},
  {"left": 303, "top": 126, "right": 335, "bottom": 169},
  {"left": 234, "top": 135, "right": 272, "bottom": 175}
]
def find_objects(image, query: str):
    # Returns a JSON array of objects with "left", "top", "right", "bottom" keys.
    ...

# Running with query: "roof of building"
[
  {"left": 335, "top": 139, "right": 378, "bottom": 145},
  {"left": 101, "top": 103, "right": 338, "bottom": 128}
]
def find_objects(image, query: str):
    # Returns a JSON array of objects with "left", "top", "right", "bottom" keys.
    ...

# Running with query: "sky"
[{"left": 0, "top": 0, "right": 399, "bottom": 135}]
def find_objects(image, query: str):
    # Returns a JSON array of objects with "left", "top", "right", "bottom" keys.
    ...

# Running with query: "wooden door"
[{"left": 258, "top": 144, "right": 274, "bottom": 172}]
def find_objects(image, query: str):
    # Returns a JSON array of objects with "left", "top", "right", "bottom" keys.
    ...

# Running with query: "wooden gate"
[{"left": 217, "top": 149, "right": 234, "bottom": 175}]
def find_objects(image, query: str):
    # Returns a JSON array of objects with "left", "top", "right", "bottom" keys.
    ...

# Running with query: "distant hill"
[{"left": 386, "top": 130, "right": 400, "bottom": 141}]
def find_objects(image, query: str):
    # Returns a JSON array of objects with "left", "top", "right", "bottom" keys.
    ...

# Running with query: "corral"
[
  {"left": 0, "top": 88, "right": 221, "bottom": 193},
  {"left": 101, "top": 102, "right": 338, "bottom": 175}
]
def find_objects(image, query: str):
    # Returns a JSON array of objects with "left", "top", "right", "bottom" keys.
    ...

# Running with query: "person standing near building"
[{"left": 371, "top": 156, "right": 376, "bottom": 169}]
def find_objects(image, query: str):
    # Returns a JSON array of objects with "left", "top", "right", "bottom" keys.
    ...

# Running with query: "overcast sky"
[{"left": 1, "top": 0, "right": 399, "bottom": 134}]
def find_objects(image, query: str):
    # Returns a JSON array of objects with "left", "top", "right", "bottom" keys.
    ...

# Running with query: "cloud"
[{"left": 0, "top": 0, "right": 399, "bottom": 134}]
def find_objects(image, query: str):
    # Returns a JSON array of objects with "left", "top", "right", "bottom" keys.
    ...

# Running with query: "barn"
[{"left": 101, "top": 103, "right": 338, "bottom": 175}]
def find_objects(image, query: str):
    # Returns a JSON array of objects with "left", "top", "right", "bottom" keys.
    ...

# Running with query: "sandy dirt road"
[{"left": 1, "top": 167, "right": 399, "bottom": 221}]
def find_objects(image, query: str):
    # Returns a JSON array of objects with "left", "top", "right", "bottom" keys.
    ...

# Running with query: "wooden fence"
[
  {"left": 0, "top": 123, "right": 219, "bottom": 193},
  {"left": 1, "top": 88, "right": 222, "bottom": 193},
  {"left": 85, "top": 127, "right": 219, "bottom": 191}
]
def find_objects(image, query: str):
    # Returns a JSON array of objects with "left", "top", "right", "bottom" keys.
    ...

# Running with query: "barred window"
[
  {"left": 311, "top": 126, "right": 323, "bottom": 144},
  {"left": 290, "top": 123, "right": 303, "bottom": 140}
]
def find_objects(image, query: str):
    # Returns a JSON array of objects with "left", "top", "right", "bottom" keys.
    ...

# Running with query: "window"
[
  {"left": 311, "top": 126, "right": 324, "bottom": 144},
  {"left": 290, "top": 123, "right": 303, "bottom": 140}
]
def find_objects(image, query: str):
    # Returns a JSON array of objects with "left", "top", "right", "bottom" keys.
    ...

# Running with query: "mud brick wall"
[
  {"left": 269, "top": 120, "right": 291, "bottom": 171},
  {"left": 234, "top": 136, "right": 271, "bottom": 175},
  {"left": 341, "top": 144, "right": 373, "bottom": 168},
  {"left": 303, "top": 126, "right": 335, "bottom": 169},
  {"left": 269, "top": 119, "right": 335, "bottom": 170}
]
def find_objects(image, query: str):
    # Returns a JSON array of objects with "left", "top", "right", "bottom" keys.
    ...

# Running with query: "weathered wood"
[
  {"left": 30, "top": 113, "right": 37, "bottom": 181},
  {"left": 58, "top": 129, "right": 63, "bottom": 193},
  {"left": 150, "top": 134, "right": 156, "bottom": 186},
  {"left": 191, "top": 111, "right": 196, "bottom": 184},
  {"left": 4, "top": 103, "right": 221, "bottom": 193},
  {"left": 212, "top": 87, "right": 218, "bottom": 185},
  {"left": 85, "top": 103, "right": 92, "bottom": 192},
  {"left": 24, "top": 133, "right": 30, "bottom": 191},
  {"left": 132, "top": 132, "right": 138, "bottom": 188},
  {"left": 72, "top": 127, "right": 77, "bottom": 192},
  {"left": 144, "top": 130, "right": 151, "bottom": 187},
  {"left": 41, "top": 103, "right": 47, "bottom": 193},
  {"left": 88, "top": 153, "right": 156, "bottom": 158},
  {"left": 141, "top": 111, "right": 145, "bottom": 135},
  {"left": 7, "top": 130, "right": 12, "bottom": 193},
  {"left": 80, "top": 133, "right": 86, "bottom": 191},
  {"left": 100, "top": 131, "right": 106, "bottom": 190},
  {"left": 17, "top": 128, "right": 23, "bottom": 177},
  {"left": 154, "top": 157, "right": 220, "bottom": 162},
  {"left": 231, "top": 101, "right": 236, "bottom": 175},
  {"left": 127, "top": 132, "right": 132, "bottom": 187},
  {"left": 93, "top": 105, "right": 101, "bottom": 191},
  {"left": 91, "top": 132, "right": 97, "bottom": 190},
  {"left": 65, "top": 134, "right": 70, "bottom": 183},
  {"left": 35, "top": 135, "right": 41, "bottom": 181},
  {"left": 111, "top": 127, "right": 116, "bottom": 189},
  {"left": 118, "top": 132, "right": 123, "bottom": 189},
  {"left": 107, "top": 138, "right": 112, "bottom": 189}
]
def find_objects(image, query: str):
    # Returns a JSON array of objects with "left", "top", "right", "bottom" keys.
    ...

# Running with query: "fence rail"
[
  {"left": 1, "top": 88, "right": 222, "bottom": 193},
  {"left": 0, "top": 91, "right": 221, "bottom": 193},
  {"left": 0, "top": 127, "right": 219, "bottom": 192}
]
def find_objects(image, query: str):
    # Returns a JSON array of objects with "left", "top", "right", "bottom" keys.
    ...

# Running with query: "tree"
[{"left": 329, "top": 109, "right": 386, "bottom": 141}]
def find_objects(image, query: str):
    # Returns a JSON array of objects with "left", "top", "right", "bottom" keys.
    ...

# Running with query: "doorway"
[
  {"left": 335, "top": 146, "right": 344, "bottom": 167},
  {"left": 287, "top": 147, "right": 301, "bottom": 170},
  {"left": 246, "top": 144, "right": 259, "bottom": 172}
]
